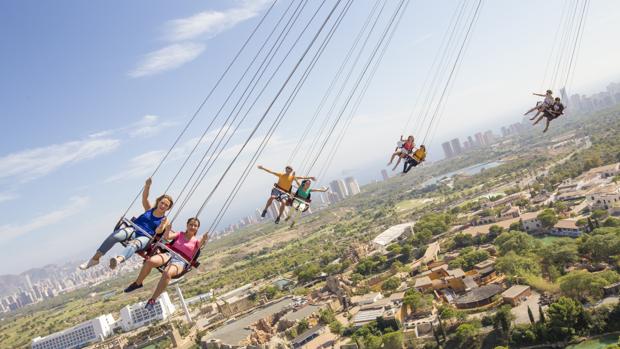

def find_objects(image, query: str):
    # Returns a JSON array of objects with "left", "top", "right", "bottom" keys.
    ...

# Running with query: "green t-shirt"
[{"left": 296, "top": 186, "right": 311, "bottom": 199}]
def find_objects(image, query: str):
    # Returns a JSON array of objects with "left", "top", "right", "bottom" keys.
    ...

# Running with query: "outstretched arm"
[
  {"left": 295, "top": 175, "right": 317, "bottom": 181},
  {"left": 311, "top": 186, "right": 329, "bottom": 193},
  {"left": 142, "top": 178, "right": 153, "bottom": 211},
  {"left": 532, "top": 92, "right": 546, "bottom": 97},
  {"left": 257, "top": 165, "right": 279, "bottom": 176}
]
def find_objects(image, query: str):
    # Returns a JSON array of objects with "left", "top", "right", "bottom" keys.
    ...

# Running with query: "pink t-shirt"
[{"left": 170, "top": 233, "right": 200, "bottom": 260}]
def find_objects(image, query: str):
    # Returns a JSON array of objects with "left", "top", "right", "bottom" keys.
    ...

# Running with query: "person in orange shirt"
[
  {"left": 403, "top": 145, "right": 427, "bottom": 173},
  {"left": 257, "top": 165, "right": 315, "bottom": 223}
]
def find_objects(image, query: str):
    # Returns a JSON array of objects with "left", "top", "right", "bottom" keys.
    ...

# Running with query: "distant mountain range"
[{"left": 0, "top": 261, "right": 79, "bottom": 296}]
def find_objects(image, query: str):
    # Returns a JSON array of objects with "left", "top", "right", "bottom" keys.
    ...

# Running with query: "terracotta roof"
[
  {"left": 554, "top": 219, "right": 579, "bottom": 230},
  {"left": 520, "top": 212, "right": 540, "bottom": 221}
]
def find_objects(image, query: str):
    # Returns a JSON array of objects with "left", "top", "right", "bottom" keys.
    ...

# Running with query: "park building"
[
  {"left": 31, "top": 314, "right": 116, "bottom": 349},
  {"left": 119, "top": 292, "right": 176, "bottom": 331},
  {"left": 372, "top": 222, "right": 414, "bottom": 253}
]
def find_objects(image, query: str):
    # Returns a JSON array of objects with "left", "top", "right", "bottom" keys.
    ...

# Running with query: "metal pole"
[{"left": 175, "top": 283, "right": 192, "bottom": 323}]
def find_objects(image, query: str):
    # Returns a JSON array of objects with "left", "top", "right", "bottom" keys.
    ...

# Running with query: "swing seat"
[
  {"left": 291, "top": 197, "right": 311, "bottom": 212},
  {"left": 154, "top": 244, "right": 202, "bottom": 279},
  {"left": 114, "top": 217, "right": 161, "bottom": 259}
]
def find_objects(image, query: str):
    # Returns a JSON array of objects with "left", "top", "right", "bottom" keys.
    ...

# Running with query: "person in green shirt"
[{"left": 285, "top": 179, "right": 328, "bottom": 227}]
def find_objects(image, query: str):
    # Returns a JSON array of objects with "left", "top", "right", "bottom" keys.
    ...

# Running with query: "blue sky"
[{"left": 1, "top": 0, "right": 619, "bottom": 274}]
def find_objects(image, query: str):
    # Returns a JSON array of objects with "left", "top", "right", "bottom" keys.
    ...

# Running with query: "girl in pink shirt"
[{"left": 124, "top": 217, "right": 208, "bottom": 308}]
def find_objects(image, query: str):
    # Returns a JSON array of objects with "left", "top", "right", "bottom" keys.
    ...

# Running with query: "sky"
[{"left": 1, "top": 0, "right": 619, "bottom": 274}]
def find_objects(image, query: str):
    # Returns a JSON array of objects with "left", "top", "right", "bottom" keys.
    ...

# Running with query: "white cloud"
[
  {"left": 129, "top": 42, "right": 206, "bottom": 78},
  {"left": 89, "top": 114, "right": 176, "bottom": 139},
  {"left": 128, "top": 114, "right": 176, "bottom": 138},
  {"left": 0, "top": 196, "right": 89, "bottom": 243},
  {"left": 0, "top": 192, "right": 18, "bottom": 204},
  {"left": 0, "top": 138, "right": 120, "bottom": 183},
  {"left": 164, "top": 0, "right": 269, "bottom": 41}
]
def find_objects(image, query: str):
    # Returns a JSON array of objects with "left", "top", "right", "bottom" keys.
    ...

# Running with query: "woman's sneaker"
[
  {"left": 109, "top": 256, "right": 124, "bottom": 270},
  {"left": 79, "top": 258, "right": 99, "bottom": 270},
  {"left": 144, "top": 298, "right": 157, "bottom": 311},
  {"left": 124, "top": 282, "right": 143, "bottom": 293}
]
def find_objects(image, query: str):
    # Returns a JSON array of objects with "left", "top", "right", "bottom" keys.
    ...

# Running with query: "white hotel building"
[
  {"left": 31, "top": 314, "right": 115, "bottom": 349},
  {"left": 119, "top": 292, "right": 176, "bottom": 331}
]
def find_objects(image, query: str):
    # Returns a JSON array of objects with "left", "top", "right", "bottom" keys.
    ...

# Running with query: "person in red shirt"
[
  {"left": 124, "top": 217, "right": 208, "bottom": 309},
  {"left": 387, "top": 135, "right": 414, "bottom": 171}
]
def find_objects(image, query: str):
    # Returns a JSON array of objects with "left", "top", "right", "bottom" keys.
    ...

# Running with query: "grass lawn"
[
  {"left": 395, "top": 199, "right": 429, "bottom": 212},
  {"left": 536, "top": 235, "right": 565, "bottom": 246}
]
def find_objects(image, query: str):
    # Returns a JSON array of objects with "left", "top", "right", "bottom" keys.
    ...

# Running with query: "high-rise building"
[
  {"left": 483, "top": 130, "right": 495, "bottom": 145},
  {"left": 381, "top": 169, "right": 389, "bottom": 181},
  {"left": 344, "top": 177, "right": 360, "bottom": 196},
  {"left": 441, "top": 142, "right": 454, "bottom": 159},
  {"left": 467, "top": 136, "right": 475, "bottom": 148},
  {"left": 451, "top": 138, "right": 462, "bottom": 155},
  {"left": 330, "top": 179, "right": 348, "bottom": 200},
  {"left": 32, "top": 314, "right": 116, "bottom": 349},
  {"left": 119, "top": 292, "right": 175, "bottom": 331},
  {"left": 474, "top": 132, "right": 485, "bottom": 147},
  {"left": 501, "top": 126, "right": 509, "bottom": 137}
]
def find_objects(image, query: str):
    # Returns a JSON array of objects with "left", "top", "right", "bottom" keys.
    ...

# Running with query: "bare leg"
[
  {"left": 543, "top": 119, "right": 551, "bottom": 133},
  {"left": 277, "top": 201, "right": 287, "bottom": 219},
  {"left": 392, "top": 156, "right": 403, "bottom": 171},
  {"left": 135, "top": 254, "right": 169, "bottom": 285},
  {"left": 387, "top": 152, "right": 399, "bottom": 165},
  {"left": 524, "top": 105, "right": 538, "bottom": 115},
  {"left": 151, "top": 264, "right": 182, "bottom": 300},
  {"left": 532, "top": 115, "right": 545, "bottom": 125},
  {"left": 263, "top": 196, "right": 275, "bottom": 212}
]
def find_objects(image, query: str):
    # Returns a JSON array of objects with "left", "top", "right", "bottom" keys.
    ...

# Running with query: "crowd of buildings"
[
  {"left": 0, "top": 258, "right": 142, "bottom": 314},
  {"left": 31, "top": 292, "right": 176, "bottom": 349}
]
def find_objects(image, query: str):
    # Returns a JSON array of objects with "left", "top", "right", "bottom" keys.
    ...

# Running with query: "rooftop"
[
  {"left": 474, "top": 259, "right": 495, "bottom": 270},
  {"left": 554, "top": 219, "right": 579, "bottom": 230},
  {"left": 373, "top": 222, "right": 414, "bottom": 247},
  {"left": 352, "top": 308, "right": 385, "bottom": 325},
  {"left": 291, "top": 326, "right": 324, "bottom": 346},
  {"left": 447, "top": 268, "right": 465, "bottom": 278},
  {"left": 454, "top": 284, "right": 503, "bottom": 305},
  {"left": 414, "top": 276, "right": 432, "bottom": 288},
  {"left": 501, "top": 285, "right": 530, "bottom": 299}
]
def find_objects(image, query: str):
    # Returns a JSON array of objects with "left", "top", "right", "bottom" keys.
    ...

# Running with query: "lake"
[{"left": 422, "top": 161, "right": 503, "bottom": 187}]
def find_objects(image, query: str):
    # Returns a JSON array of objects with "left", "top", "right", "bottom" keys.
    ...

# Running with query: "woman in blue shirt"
[{"left": 80, "top": 178, "right": 173, "bottom": 270}]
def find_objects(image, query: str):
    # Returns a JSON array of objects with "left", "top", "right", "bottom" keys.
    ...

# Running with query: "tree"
[
  {"left": 382, "top": 331, "right": 403, "bottom": 349},
  {"left": 403, "top": 289, "right": 432, "bottom": 316},
  {"left": 382, "top": 277, "right": 400, "bottom": 291},
  {"left": 329, "top": 320, "right": 343, "bottom": 335},
  {"left": 350, "top": 273, "right": 363, "bottom": 286},
  {"left": 538, "top": 305, "right": 546, "bottom": 324},
  {"left": 493, "top": 305, "right": 514, "bottom": 338},
  {"left": 454, "top": 323, "right": 480, "bottom": 349},
  {"left": 538, "top": 209, "right": 559, "bottom": 230},
  {"left": 559, "top": 270, "right": 620, "bottom": 302},
  {"left": 495, "top": 231, "right": 541, "bottom": 255},
  {"left": 546, "top": 297, "right": 588, "bottom": 340},
  {"left": 294, "top": 263, "right": 321, "bottom": 283},
  {"left": 540, "top": 238, "right": 578, "bottom": 272},
  {"left": 592, "top": 209, "right": 609, "bottom": 220},
  {"left": 528, "top": 306, "right": 535, "bottom": 324},
  {"left": 453, "top": 233, "right": 474, "bottom": 248},
  {"left": 297, "top": 319, "right": 309, "bottom": 334},
  {"left": 495, "top": 251, "right": 541, "bottom": 277}
]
